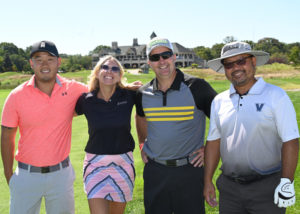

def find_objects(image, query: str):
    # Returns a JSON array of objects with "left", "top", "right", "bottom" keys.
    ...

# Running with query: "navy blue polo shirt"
[{"left": 75, "top": 87, "right": 136, "bottom": 155}]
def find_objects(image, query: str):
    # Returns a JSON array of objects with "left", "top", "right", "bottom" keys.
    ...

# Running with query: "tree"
[
  {"left": 0, "top": 43, "right": 30, "bottom": 72},
  {"left": 194, "top": 46, "right": 213, "bottom": 60},
  {"left": 80, "top": 55, "right": 92, "bottom": 70},
  {"left": 223, "top": 36, "right": 237, "bottom": 44},
  {"left": 25, "top": 46, "right": 32, "bottom": 59},
  {"left": 10, "top": 54, "right": 29, "bottom": 71},
  {"left": 89, "top": 45, "right": 111, "bottom": 55},
  {"left": 269, "top": 53, "right": 289, "bottom": 64},
  {"left": 0, "top": 42, "right": 19, "bottom": 55},
  {"left": 0, "top": 56, "right": 4, "bottom": 72},
  {"left": 256, "top": 37, "right": 286, "bottom": 55},
  {"left": 3, "top": 54, "right": 13, "bottom": 71},
  {"left": 288, "top": 46, "right": 300, "bottom": 65},
  {"left": 23, "top": 63, "right": 32, "bottom": 72},
  {"left": 242, "top": 40, "right": 255, "bottom": 49},
  {"left": 210, "top": 43, "right": 224, "bottom": 59},
  {"left": 69, "top": 64, "right": 82, "bottom": 72},
  {"left": 287, "top": 42, "right": 300, "bottom": 50},
  {"left": 191, "top": 63, "right": 198, "bottom": 69},
  {"left": 60, "top": 55, "right": 92, "bottom": 72}
]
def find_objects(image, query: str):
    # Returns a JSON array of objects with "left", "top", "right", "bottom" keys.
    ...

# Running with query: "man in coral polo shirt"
[{"left": 1, "top": 40, "right": 87, "bottom": 214}]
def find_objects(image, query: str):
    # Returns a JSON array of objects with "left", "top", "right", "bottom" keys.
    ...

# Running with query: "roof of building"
[
  {"left": 172, "top": 43, "right": 194, "bottom": 54},
  {"left": 98, "top": 42, "right": 194, "bottom": 56}
]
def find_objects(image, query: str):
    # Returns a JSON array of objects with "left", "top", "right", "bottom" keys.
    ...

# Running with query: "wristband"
[{"left": 139, "top": 143, "right": 144, "bottom": 151}]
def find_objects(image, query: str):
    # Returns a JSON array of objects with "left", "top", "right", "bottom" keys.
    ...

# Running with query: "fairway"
[{"left": 1, "top": 69, "right": 300, "bottom": 213}]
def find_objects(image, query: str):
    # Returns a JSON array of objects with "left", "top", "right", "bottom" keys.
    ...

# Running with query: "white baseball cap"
[{"left": 146, "top": 37, "right": 174, "bottom": 56}]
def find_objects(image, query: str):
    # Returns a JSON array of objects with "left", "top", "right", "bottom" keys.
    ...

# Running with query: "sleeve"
[
  {"left": 189, "top": 78, "right": 217, "bottom": 118},
  {"left": 75, "top": 94, "right": 85, "bottom": 115},
  {"left": 130, "top": 90, "right": 137, "bottom": 106},
  {"left": 1, "top": 92, "right": 19, "bottom": 128},
  {"left": 206, "top": 98, "right": 221, "bottom": 141},
  {"left": 135, "top": 90, "right": 145, "bottom": 117},
  {"left": 73, "top": 81, "right": 88, "bottom": 94},
  {"left": 274, "top": 93, "right": 299, "bottom": 142}
]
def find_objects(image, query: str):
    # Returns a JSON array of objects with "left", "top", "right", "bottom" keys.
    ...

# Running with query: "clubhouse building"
[{"left": 92, "top": 32, "right": 205, "bottom": 69}]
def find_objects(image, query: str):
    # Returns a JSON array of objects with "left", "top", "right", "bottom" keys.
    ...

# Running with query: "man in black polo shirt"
[{"left": 135, "top": 37, "right": 217, "bottom": 214}]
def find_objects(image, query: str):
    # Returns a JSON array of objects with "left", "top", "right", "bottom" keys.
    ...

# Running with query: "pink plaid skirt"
[{"left": 83, "top": 152, "right": 135, "bottom": 202}]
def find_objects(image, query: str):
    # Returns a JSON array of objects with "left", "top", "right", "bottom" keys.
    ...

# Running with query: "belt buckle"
[
  {"left": 166, "top": 160, "right": 177, "bottom": 167},
  {"left": 62, "top": 159, "right": 69, "bottom": 168},
  {"left": 41, "top": 167, "right": 50, "bottom": 173}
]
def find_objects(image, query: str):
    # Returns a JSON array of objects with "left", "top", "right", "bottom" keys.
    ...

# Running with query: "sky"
[{"left": 1, "top": 0, "right": 299, "bottom": 55}]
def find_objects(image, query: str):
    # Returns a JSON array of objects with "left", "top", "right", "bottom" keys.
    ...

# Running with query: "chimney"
[
  {"left": 112, "top": 41, "right": 118, "bottom": 50},
  {"left": 133, "top": 38, "right": 138, "bottom": 46}
]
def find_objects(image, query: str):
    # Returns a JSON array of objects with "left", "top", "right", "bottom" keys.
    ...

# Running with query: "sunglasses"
[
  {"left": 101, "top": 64, "right": 120, "bottom": 73},
  {"left": 222, "top": 55, "right": 253, "bottom": 69},
  {"left": 149, "top": 51, "right": 173, "bottom": 62}
]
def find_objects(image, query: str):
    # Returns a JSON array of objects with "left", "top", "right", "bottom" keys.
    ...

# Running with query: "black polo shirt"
[{"left": 75, "top": 87, "right": 136, "bottom": 154}]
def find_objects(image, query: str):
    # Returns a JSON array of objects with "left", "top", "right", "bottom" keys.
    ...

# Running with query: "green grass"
[
  {"left": 1, "top": 69, "right": 300, "bottom": 213},
  {"left": 258, "top": 63, "right": 299, "bottom": 73}
]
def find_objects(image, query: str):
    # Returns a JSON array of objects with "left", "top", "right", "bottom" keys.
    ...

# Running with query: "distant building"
[{"left": 92, "top": 33, "right": 205, "bottom": 69}]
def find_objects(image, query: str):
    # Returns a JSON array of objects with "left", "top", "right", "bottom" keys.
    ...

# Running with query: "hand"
[
  {"left": 204, "top": 181, "right": 218, "bottom": 207},
  {"left": 274, "top": 178, "right": 296, "bottom": 207},
  {"left": 5, "top": 171, "right": 13, "bottom": 185},
  {"left": 141, "top": 150, "right": 148, "bottom": 163},
  {"left": 189, "top": 146, "right": 204, "bottom": 167},
  {"left": 127, "top": 81, "right": 143, "bottom": 90}
]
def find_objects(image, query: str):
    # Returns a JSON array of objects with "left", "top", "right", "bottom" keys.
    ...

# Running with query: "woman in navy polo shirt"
[{"left": 75, "top": 55, "right": 141, "bottom": 214}]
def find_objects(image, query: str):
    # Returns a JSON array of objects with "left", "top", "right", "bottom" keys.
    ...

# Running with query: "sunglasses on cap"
[
  {"left": 149, "top": 51, "right": 173, "bottom": 62},
  {"left": 221, "top": 55, "right": 253, "bottom": 69},
  {"left": 101, "top": 64, "right": 120, "bottom": 73}
]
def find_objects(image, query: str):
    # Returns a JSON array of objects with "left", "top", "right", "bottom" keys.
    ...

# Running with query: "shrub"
[{"left": 191, "top": 63, "right": 198, "bottom": 69}]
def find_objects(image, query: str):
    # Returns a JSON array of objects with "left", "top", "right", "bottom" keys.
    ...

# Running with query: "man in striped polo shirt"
[{"left": 135, "top": 36, "right": 217, "bottom": 214}]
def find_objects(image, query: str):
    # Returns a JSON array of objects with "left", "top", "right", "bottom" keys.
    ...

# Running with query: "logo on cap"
[
  {"left": 223, "top": 43, "right": 251, "bottom": 55},
  {"left": 146, "top": 37, "right": 173, "bottom": 56},
  {"left": 40, "top": 42, "right": 46, "bottom": 48},
  {"left": 149, "top": 39, "right": 169, "bottom": 47}
]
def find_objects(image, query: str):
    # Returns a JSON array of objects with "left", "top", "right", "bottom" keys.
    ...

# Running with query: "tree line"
[
  {"left": 1, "top": 37, "right": 300, "bottom": 73},
  {"left": 0, "top": 43, "right": 92, "bottom": 73},
  {"left": 194, "top": 36, "right": 300, "bottom": 65}
]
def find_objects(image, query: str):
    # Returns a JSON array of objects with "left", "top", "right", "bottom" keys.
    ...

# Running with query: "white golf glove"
[{"left": 274, "top": 178, "right": 295, "bottom": 207}]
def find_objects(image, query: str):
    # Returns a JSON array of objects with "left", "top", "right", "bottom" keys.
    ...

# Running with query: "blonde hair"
[{"left": 88, "top": 55, "right": 126, "bottom": 92}]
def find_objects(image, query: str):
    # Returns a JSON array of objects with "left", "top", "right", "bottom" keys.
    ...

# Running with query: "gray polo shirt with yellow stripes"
[{"left": 136, "top": 69, "right": 217, "bottom": 160}]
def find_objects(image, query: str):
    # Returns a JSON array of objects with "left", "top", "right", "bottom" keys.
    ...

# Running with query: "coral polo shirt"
[{"left": 1, "top": 74, "right": 88, "bottom": 166}]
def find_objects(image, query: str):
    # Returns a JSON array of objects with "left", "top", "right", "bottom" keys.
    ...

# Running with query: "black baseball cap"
[{"left": 30, "top": 40, "right": 59, "bottom": 58}]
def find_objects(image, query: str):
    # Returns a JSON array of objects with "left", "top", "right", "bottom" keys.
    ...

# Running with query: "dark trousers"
[
  {"left": 143, "top": 159, "right": 205, "bottom": 214},
  {"left": 216, "top": 173, "right": 286, "bottom": 214}
]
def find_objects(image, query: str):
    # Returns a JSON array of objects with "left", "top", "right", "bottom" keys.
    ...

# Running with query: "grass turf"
[{"left": 1, "top": 67, "right": 300, "bottom": 213}]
